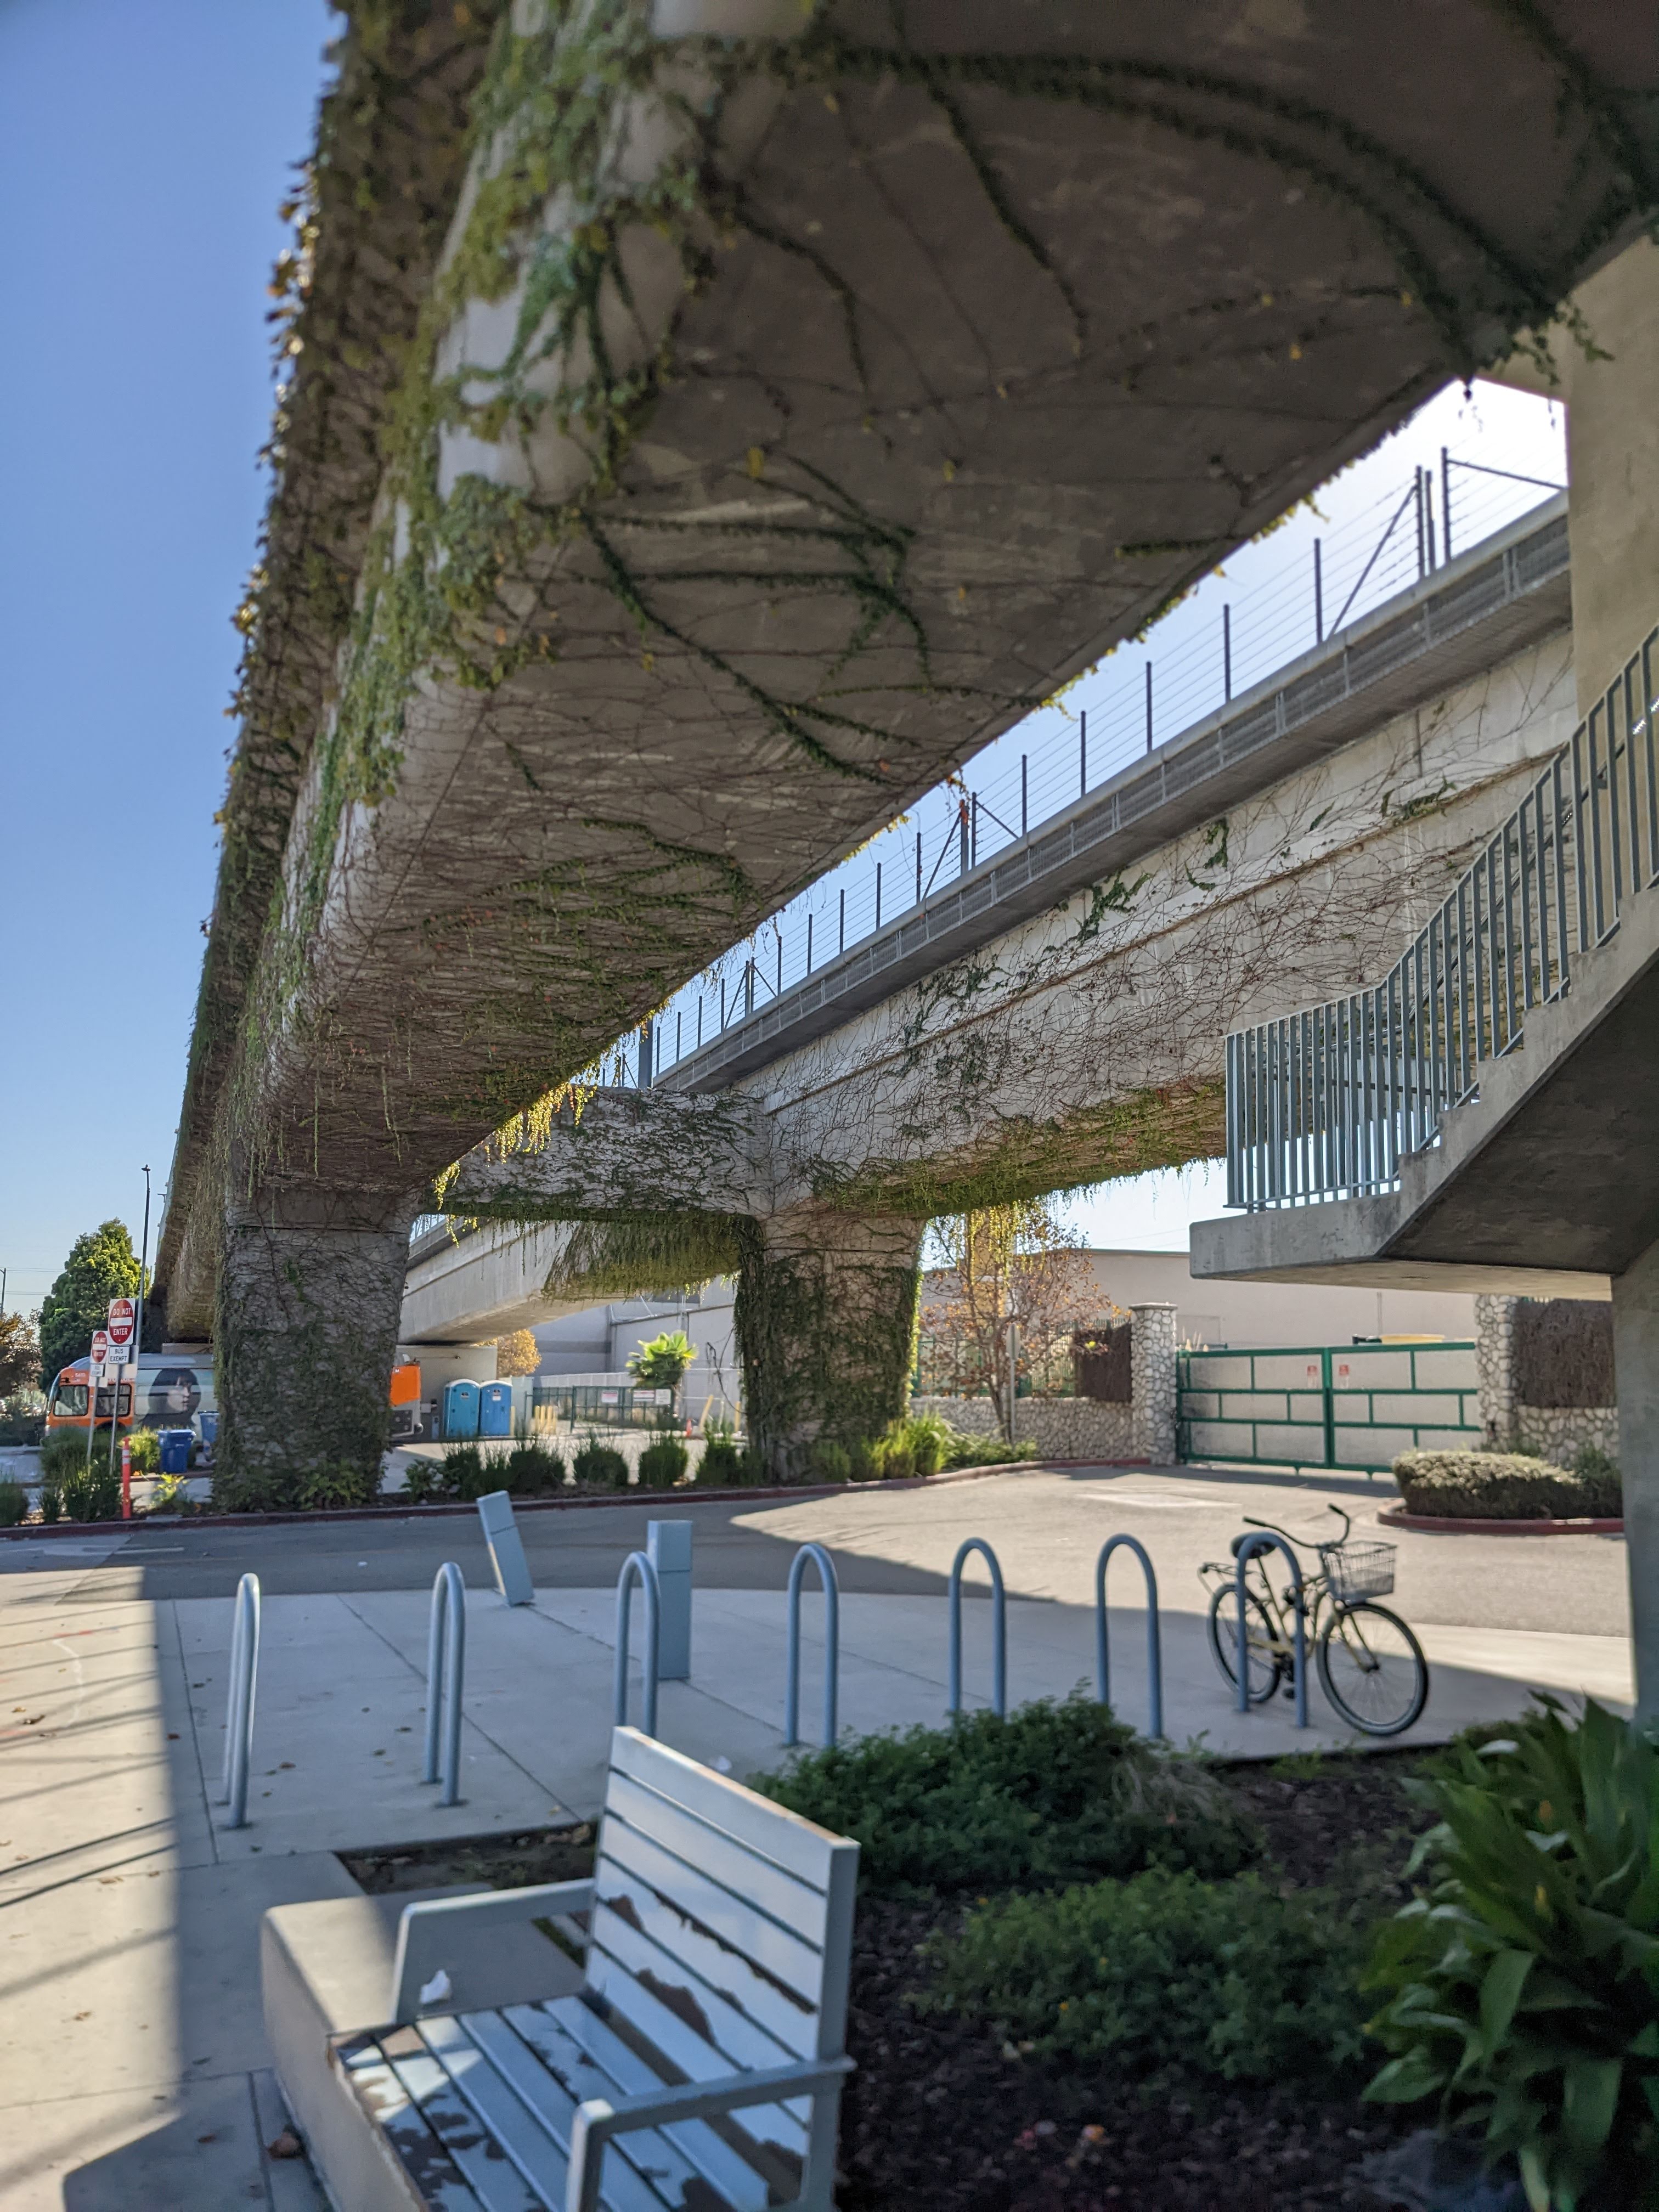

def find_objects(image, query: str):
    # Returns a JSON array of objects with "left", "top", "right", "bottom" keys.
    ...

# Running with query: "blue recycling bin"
[
  {"left": 479, "top": 1380, "right": 514, "bottom": 1438},
  {"left": 159, "top": 1429, "right": 191, "bottom": 1475},
  {"left": 442, "top": 1380, "right": 480, "bottom": 1440},
  {"left": 199, "top": 1411, "right": 219, "bottom": 1452}
]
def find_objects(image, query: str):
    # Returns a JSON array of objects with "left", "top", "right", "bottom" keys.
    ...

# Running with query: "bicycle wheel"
[
  {"left": 1317, "top": 1603, "right": 1429, "bottom": 1736},
  {"left": 1206, "top": 1581, "right": 1281, "bottom": 1704}
]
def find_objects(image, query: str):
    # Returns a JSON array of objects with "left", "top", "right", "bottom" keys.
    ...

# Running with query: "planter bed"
[
  {"left": 0, "top": 1457, "right": 1031, "bottom": 1540},
  {"left": 1380, "top": 1504, "right": 1623, "bottom": 1536}
]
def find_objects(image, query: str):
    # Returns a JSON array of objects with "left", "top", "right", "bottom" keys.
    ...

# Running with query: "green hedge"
[{"left": 1393, "top": 1448, "right": 1621, "bottom": 1520}]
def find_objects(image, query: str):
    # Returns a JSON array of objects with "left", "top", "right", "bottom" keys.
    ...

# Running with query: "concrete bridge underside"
[{"left": 155, "top": 0, "right": 1659, "bottom": 1492}]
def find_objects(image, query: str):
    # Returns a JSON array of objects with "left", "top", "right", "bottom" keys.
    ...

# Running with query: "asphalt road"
[{"left": 2, "top": 1463, "right": 1629, "bottom": 1637}]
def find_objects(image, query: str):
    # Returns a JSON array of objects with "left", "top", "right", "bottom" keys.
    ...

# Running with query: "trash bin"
[
  {"left": 199, "top": 1411, "right": 219, "bottom": 1452},
  {"left": 159, "top": 1429, "right": 192, "bottom": 1475}
]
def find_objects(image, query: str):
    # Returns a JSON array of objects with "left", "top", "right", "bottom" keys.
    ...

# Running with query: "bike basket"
[{"left": 1322, "top": 1541, "right": 1396, "bottom": 1601}]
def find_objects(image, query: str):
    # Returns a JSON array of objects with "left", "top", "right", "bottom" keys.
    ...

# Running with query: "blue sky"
[{"left": 0, "top": 7, "right": 1567, "bottom": 1311}]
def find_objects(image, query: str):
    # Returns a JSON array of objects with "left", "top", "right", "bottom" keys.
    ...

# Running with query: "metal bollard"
[
  {"left": 424, "top": 1562, "right": 467, "bottom": 1805},
  {"left": 646, "top": 1520, "right": 692, "bottom": 1681},
  {"left": 614, "top": 1551, "right": 662, "bottom": 1737},
  {"left": 477, "top": 1490, "right": 533, "bottom": 1606},
  {"left": 783, "top": 1543, "right": 840, "bottom": 1748},
  {"left": 1094, "top": 1534, "right": 1164, "bottom": 1741},
  {"left": 947, "top": 1537, "right": 1007, "bottom": 1718},
  {"left": 1234, "top": 1532, "right": 1307, "bottom": 1728},
  {"left": 219, "top": 1571, "right": 261, "bottom": 1830}
]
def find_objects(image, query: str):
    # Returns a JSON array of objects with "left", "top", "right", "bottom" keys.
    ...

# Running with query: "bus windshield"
[{"left": 51, "top": 1382, "right": 88, "bottom": 1418}]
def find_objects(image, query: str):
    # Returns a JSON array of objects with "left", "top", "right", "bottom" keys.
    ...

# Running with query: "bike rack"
[
  {"left": 947, "top": 1537, "right": 1007, "bottom": 1718},
  {"left": 614, "top": 1550, "right": 662, "bottom": 1737},
  {"left": 219, "top": 1571, "right": 261, "bottom": 1831},
  {"left": 784, "top": 1543, "right": 840, "bottom": 1748},
  {"left": 1094, "top": 1535, "right": 1164, "bottom": 1741},
  {"left": 424, "top": 1561, "right": 467, "bottom": 1807},
  {"left": 1233, "top": 1532, "right": 1308, "bottom": 1728}
]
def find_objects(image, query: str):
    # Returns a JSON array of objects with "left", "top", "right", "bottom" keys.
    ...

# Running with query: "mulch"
[{"left": 340, "top": 1751, "right": 1443, "bottom": 2209}]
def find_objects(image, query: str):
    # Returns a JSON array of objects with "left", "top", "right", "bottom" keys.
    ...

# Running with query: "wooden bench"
[{"left": 317, "top": 1728, "right": 859, "bottom": 2212}]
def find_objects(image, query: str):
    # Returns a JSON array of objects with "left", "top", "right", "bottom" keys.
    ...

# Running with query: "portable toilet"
[
  {"left": 442, "top": 1379, "right": 481, "bottom": 1440},
  {"left": 479, "top": 1380, "right": 514, "bottom": 1438}
]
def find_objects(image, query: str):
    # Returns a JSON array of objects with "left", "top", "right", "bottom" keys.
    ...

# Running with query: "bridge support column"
[
  {"left": 1613, "top": 1238, "right": 1659, "bottom": 1726},
  {"left": 215, "top": 1191, "right": 417, "bottom": 1507},
  {"left": 1131, "top": 1304, "right": 1178, "bottom": 1465},
  {"left": 736, "top": 1209, "right": 924, "bottom": 1481}
]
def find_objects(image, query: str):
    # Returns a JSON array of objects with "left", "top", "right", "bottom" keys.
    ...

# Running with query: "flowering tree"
[
  {"left": 493, "top": 1329, "right": 540, "bottom": 1378},
  {"left": 923, "top": 1201, "right": 1110, "bottom": 1441}
]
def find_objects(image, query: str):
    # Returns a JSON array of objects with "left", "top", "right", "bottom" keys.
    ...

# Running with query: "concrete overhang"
[
  {"left": 1192, "top": 870, "right": 1659, "bottom": 1298},
  {"left": 662, "top": 498, "right": 1570, "bottom": 1091}
]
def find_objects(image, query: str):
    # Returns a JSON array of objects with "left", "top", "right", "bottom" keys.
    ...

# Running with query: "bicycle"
[{"left": 1199, "top": 1504, "right": 1429, "bottom": 1737}]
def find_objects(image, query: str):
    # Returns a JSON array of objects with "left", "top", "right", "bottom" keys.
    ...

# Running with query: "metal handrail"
[
  {"left": 1226, "top": 622, "right": 1659, "bottom": 1210},
  {"left": 614, "top": 1550, "right": 662, "bottom": 1737},
  {"left": 424, "top": 1562, "right": 466, "bottom": 1807},
  {"left": 219, "top": 1571, "right": 261, "bottom": 1830},
  {"left": 784, "top": 1543, "right": 840, "bottom": 1749},
  {"left": 1094, "top": 1536, "right": 1164, "bottom": 1741},
  {"left": 1234, "top": 1532, "right": 1307, "bottom": 1728},
  {"left": 947, "top": 1537, "right": 1007, "bottom": 1718}
]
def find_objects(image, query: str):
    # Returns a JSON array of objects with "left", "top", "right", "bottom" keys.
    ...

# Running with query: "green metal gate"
[{"left": 1177, "top": 1340, "right": 1482, "bottom": 1474}]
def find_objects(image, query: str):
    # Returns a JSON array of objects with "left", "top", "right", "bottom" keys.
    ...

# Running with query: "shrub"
[
  {"left": 39, "top": 1427, "right": 97, "bottom": 1485},
  {"left": 637, "top": 1437, "right": 688, "bottom": 1489},
  {"left": 935, "top": 1426, "right": 1039, "bottom": 1470},
  {"left": 0, "top": 1412, "right": 44, "bottom": 1446},
  {"left": 921, "top": 1865, "right": 1368, "bottom": 2086},
  {"left": 1572, "top": 1439, "right": 1620, "bottom": 1485},
  {"left": 696, "top": 1438, "right": 746, "bottom": 1485},
  {"left": 61, "top": 1461, "right": 122, "bottom": 1521},
  {"left": 572, "top": 1435, "right": 628, "bottom": 1488},
  {"left": 806, "top": 1439, "right": 851, "bottom": 1482},
  {"left": 297, "top": 1462, "right": 381, "bottom": 1510},
  {"left": 0, "top": 1479, "right": 26, "bottom": 1527},
  {"left": 1393, "top": 1448, "right": 1621, "bottom": 1520},
  {"left": 755, "top": 1696, "right": 1258, "bottom": 1896},
  {"left": 900, "top": 1413, "right": 948, "bottom": 1478},
  {"left": 124, "top": 1426, "right": 161, "bottom": 1472},
  {"left": 439, "top": 1444, "right": 495, "bottom": 1502},
  {"left": 1363, "top": 1697, "right": 1659, "bottom": 2212},
  {"left": 39, "top": 1480, "right": 64, "bottom": 1524},
  {"left": 146, "top": 1471, "right": 194, "bottom": 1515},
  {"left": 501, "top": 1442, "right": 566, "bottom": 1496},
  {"left": 402, "top": 1462, "right": 439, "bottom": 1506},
  {"left": 872, "top": 1435, "right": 915, "bottom": 1480}
]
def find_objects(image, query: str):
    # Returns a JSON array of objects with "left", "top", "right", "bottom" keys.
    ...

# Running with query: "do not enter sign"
[
  {"left": 108, "top": 1298, "right": 136, "bottom": 1352},
  {"left": 91, "top": 1330, "right": 110, "bottom": 1367}
]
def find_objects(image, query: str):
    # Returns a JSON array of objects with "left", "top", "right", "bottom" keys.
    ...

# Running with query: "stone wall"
[
  {"left": 1474, "top": 1293, "right": 1617, "bottom": 1466},
  {"left": 912, "top": 1394, "right": 1136, "bottom": 1461}
]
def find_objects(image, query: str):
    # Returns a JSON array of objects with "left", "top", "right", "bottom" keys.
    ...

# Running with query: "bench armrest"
[
  {"left": 389, "top": 1878, "right": 595, "bottom": 2024},
  {"left": 566, "top": 2055, "right": 854, "bottom": 2212}
]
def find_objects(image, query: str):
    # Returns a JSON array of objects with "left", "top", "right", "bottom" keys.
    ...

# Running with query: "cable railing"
[
  {"left": 1225, "top": 622, "right": 1659, "bottom": 1211},
  {"left": 583, "top": 447, "right": 1561, "bottom": 1090}
]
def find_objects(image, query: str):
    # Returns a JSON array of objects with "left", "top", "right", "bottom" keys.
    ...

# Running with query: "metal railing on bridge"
[{"left": 1225, "top": 622, "right": 1659, "bottom": 1209}]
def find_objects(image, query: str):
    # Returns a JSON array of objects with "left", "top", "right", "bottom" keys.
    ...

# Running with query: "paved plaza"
[{"left": 0, "top": 1465, "right": 1630, "bottom": 2205}]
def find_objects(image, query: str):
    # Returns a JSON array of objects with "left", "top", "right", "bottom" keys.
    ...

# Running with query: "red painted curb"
[
  {"left": 1379, "top": 1505, "right": 1624, "bottom": 1536},
  {"left": 0, "top": 1458, "right": 1035, "bottom": 1541}
]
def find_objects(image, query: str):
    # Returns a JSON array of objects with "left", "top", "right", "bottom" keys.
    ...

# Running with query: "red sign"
[
  {"left": 108, "top": 1297, "right": 136, "bottom": 1350},
  {"left": 91, "top": 1330, "right": 110, "bottom": 1366}
]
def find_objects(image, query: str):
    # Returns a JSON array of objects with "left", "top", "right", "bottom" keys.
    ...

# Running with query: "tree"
[
  {"left": 37, "top": 1221, "right": 144, "bottom": 1390},
  {"left": 0, "top": 1311, "right": 40, "bottom": 1403},
  {"left": 923, "top": 1200, "right": 1109, "bottom": 1442},
  {"left": 627, "top": 1330, "right": 695, "bottom": 1406},
  {"left": 493, "top": 1328, "right": 540, "bottom": 1378}
]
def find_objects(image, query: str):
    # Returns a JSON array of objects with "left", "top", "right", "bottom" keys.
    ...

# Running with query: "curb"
[
  {"left": 1379, "top": 1505, "right": 1624, "bottom": 1536},
  {"left": 0, "top": 1458, "right": 1036, "bottom": 1542}
]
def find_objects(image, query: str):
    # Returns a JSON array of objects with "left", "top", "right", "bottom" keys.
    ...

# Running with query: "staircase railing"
[{"left": 1226, "top": 623, "right": 1659, "bottom": 1209}]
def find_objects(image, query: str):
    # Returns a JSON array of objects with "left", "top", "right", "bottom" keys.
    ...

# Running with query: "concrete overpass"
[{"left": 154, "top": 0, "right": 1659, "bottom": 1493}]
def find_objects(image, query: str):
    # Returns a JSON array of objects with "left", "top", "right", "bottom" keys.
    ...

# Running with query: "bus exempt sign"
[{"left": 107, "top": 1298, "right": 136, "bottom": 1353}]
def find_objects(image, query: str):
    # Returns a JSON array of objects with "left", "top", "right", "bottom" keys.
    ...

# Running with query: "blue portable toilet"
[
  {"left": 443, "top": 1380, "right": 481, "bottom": 1440},
  {"left": 479, "top": 1380, "right": 514, "bottom": 1438}
]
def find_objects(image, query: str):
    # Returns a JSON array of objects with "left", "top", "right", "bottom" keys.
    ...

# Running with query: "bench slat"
[
  {"left": 610, "top": 1730, "right": 838, "bottom": 1891},
  {"left": 584, "top": 1943, "right": 809, "bottom": 2161},
  {"left": 598, "top": 1821, "right": 825, "bottom": 2004},
  {"left": 337, "top": 2047, "right": 482, "bottom": 2212},
  {"left": 417, "top": 2016, "right": 569, "bottom": 2211},
  {"left": 383, "top": 2046, "right": 546, "bottom": 2212},
  {"left": 592, "top": 1857, "right": 820, "bottom": 2058},
  {"left": 509, "top": 1998, "right": 768, "bottom": 2211},
  {"left": 604, "top": 1772, "right": 825, "bottom": 1942}
]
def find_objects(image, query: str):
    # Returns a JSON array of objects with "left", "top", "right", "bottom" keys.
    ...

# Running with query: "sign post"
[
  {"left": 104, "top": 1302, "right": 136, "bottom": 1497},
  {"left": 86, "top": 1333, "right": 109, "bottom": 1473}
]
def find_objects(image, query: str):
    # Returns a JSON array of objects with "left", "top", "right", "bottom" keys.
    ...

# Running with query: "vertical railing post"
[
  {"left": 1313, "top": 538, "right": 1324, "bottom": 644},
  {"left": 219, "top": 1571, "right": 261, "bottom": 1829},
  {"left": 423, "top": 1561, "right": 466, "bottom": 1807},
  {"left": 784, "top": 1543, "right": 840, "bottom": 1748},
  {"left": 614, "top": 1551, "right": 662, "bottom": 1737},
  {"left": 1093, "top": 1536, "right": 1163, "bottom": 1740},
  {"left": 1233, "top": 1532, "right": 1307, "bottom": 1728},
  {"left": 1223, "top": 602, "right": 1232, "bottom": 700},
  {"left": 947, "top": 1538, "right": 1007, "bottom": 1718}
]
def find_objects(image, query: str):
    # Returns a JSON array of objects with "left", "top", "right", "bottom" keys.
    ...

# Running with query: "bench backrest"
[{"left": 586, "top": 1728, "right": 859, "bottom": 2124}]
